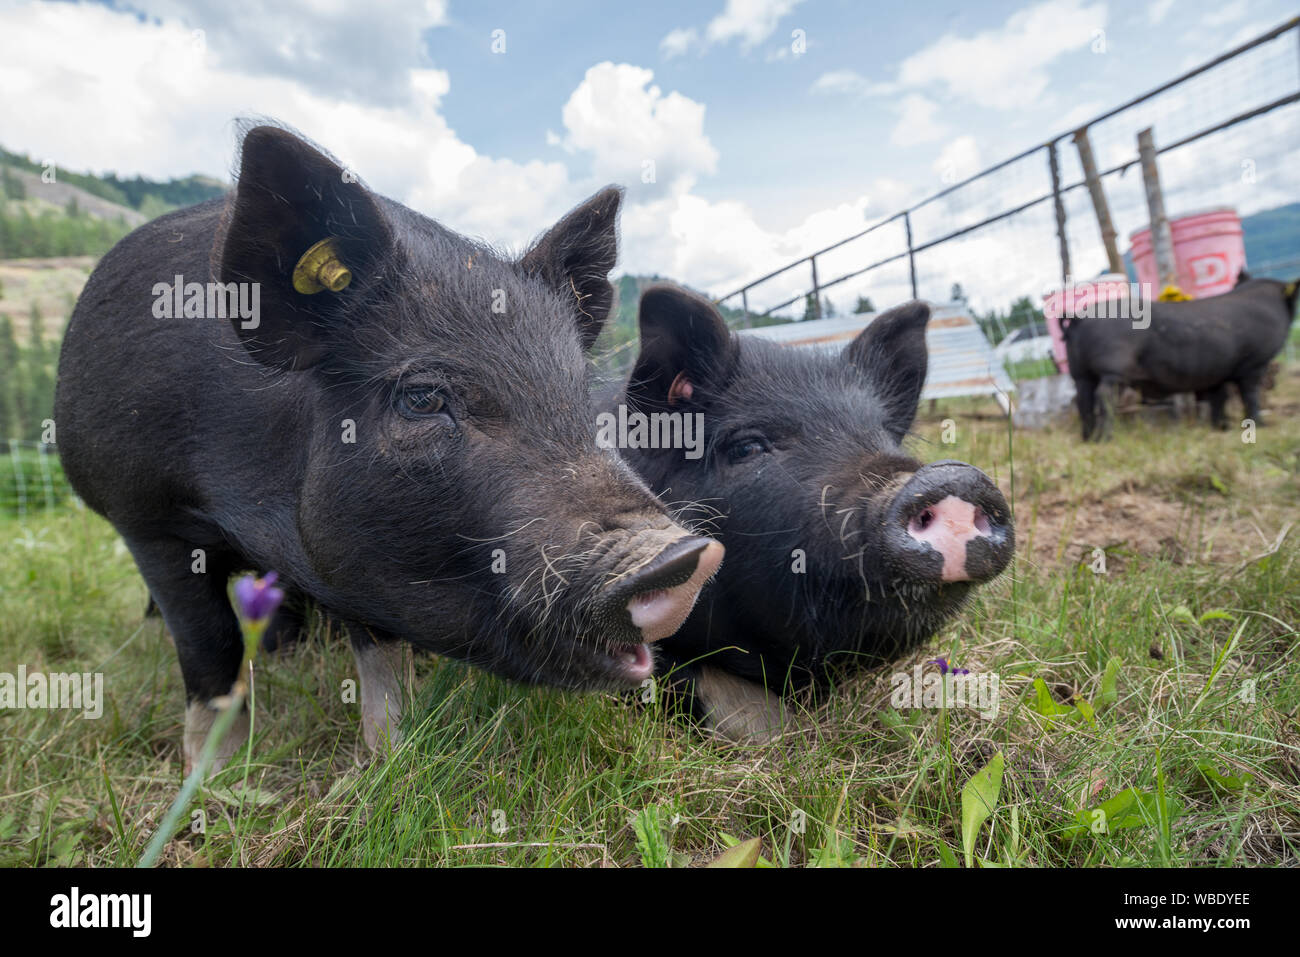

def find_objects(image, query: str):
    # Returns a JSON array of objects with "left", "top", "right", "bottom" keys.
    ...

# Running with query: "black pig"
[
  {"left": 612, "top": 285, "right": 1013, "bottom": 740},
  {"left": 56, "top": 125, "right": 722, "bottom": 771},
  {"left": 1064, "top": 272, "right": 1298, "bottom": 440}
]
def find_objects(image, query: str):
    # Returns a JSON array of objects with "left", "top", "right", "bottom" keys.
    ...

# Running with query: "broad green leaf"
[
  {"left": 1198, "top": 610, "right": 1235, "bottom": 624},
  {"left": 936, "top": 842, "right": 959, "bottom": 868},
  {"left": 961, "top": 751, "right": 1004, "bottom": 868},
  {"left": 1096, "top": 657, "right": 1122, "bottom": 710},
  {"left": 1031, "top": 678, "right": 1076, "bottom": 719},
  {"left": 206, "top": 785, "right": 278, "bottom": 807},
  {"left": 719, "top": 831, "right": 774, "bottom": 867},
  {"left": 1065, "top": 788, "right": 1185, "bottom": 837},
  {"left": 1195, "top": 761, "right": 1254, "bottom": 792},
  {"left": 1030, "top": 678, "right": 1093, "bottom": 729},
  {"left": 707, "top": 836, "right": 761, "bottom": 868}
]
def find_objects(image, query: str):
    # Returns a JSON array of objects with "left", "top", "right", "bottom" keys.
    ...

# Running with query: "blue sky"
[{"left": 2, "top": 0, "right": 1296, "bottom": 309}]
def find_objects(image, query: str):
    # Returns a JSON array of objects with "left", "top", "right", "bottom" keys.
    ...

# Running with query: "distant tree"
[
  {"left": 951, "top": 282, "right": 967, "bottom": 304},
  {"left": 1, "top": 166, "right": 26, "bottom": 201},
  {"left": 14, "top": 303, "right": 56, "bottom": 440},
  {"left": 138, "top": 193, "right": 173, "bottom": 220},
  {"left": 0, "top": 316, "right": 19, "bottom": 436},
  {"left": 853, "top": 295, "right": 875, "bottom": 314},
  {"left": 802, "top": 292, "right": 818, "bottom": 320}
]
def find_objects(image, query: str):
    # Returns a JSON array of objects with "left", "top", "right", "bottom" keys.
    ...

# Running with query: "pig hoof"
[
  {"left": 354, "top": 640, "right": 409, "bottom": 754},
  {"left": 694, "top": 666, "right": 789, "bottom": 744},
  {"left": 183, "top": 700, "right": 250, "bottom": 777}
]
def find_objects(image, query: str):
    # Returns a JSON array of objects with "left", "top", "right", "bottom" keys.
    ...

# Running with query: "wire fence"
[
  {"left": 717, "top": 17, "right": 1300, "bottom": 325},
  {"left": 1, "top": 440, "right": 73, "bottom": 519}
]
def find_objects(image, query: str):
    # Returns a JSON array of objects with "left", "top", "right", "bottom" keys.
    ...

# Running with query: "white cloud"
[
  {"left": 0, "top": 0, "right": 567, "bottom": 249},
  {"left": 897, "top": 0, "right": 1108, "bottom": 110},
  {"left": 558, "top": 62, "right": 719, "bottom": 197},
  {"left": 660, "top": 27, "right": 698, "bottom": 59},
  {"left": 932, "top": 135, "right": 981, "bottom": 183},
  {"left": 810, "top": 69, "right": 897, "bottom": 97},
  {"left": 660, "top": 0, "right": 804, "bottom": 57},
  {"left": 706, "top": 0, "right": 805, "bottom": 48},
  {"left": 112, "top": 0, "right": 449, "bottom": 106},
  {"left": 14, "top": 0, "right": 1228, "bottom": 326},
  {"left": 890, "top": 94, "right": 948, "bottom": 147},
  {"left": 1147, "top": 0, "right": 1175, "bottom": 25},
  {"left": 1057, "top": 99, "right": 1105, "bottom": 130},
  {"left": 1203, "top": 0, "right": 1247, "bottom": 27},
  {"left": 1221, "top": 21, "right": 1273, "bottom": 51}
]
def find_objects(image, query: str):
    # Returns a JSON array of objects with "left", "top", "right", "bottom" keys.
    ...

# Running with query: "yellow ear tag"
[{"left": 292, "top": 238, "right": 352, "bottom": 295}]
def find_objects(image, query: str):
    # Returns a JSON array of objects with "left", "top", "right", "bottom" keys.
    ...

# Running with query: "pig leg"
[
  {"left": 1075, "top": 375, "right": 1098, "bottom": 440},
  {"left": 349, "top": 627, "right": 410, "bottom": 753},
  {"left": 123, "top": 535, "right": 249, "bottom": 776},
  {"left": 1235, "top": 371, "right": 1265, "bottom": 426},
  {"left": 1206, "top": 383, "right": 1230, "bottom": 430},
  {"left": 1097, "top": 375, "right": 1122, "bottom": 440},
  {"left": 693, "top": 666, "right": 789, "bottom": 744}
]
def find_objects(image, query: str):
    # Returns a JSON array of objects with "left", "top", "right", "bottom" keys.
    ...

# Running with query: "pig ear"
[
  {"left": 626, "top": 283, "right": 734, "bottom": 412},
  {"left": 217, "top": 125, "right": 393, "bottom": 370},
  {"left": 844, "top": 300, "right": 930, "bottom": 436},
  {"left": 520, "top": 186, "right": 623, "bottom": 351}
]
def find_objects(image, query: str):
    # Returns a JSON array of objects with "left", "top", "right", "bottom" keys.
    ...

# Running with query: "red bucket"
[
  {"left": 1129, "top": 207, "right": 1245, "bottom": 298},
  {"left": 1042, "top": 274, "right": 1133, "bottom": 375}
]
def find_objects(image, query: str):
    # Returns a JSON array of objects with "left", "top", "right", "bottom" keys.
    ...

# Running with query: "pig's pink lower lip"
[{"left": 610, "top": 642, "right": 653, "bottom": 681}]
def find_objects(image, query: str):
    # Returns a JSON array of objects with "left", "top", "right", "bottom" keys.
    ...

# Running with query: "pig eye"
[
  {"left": 725, "top": 435, "right": 771, "bottom": 464},
  {"left": 395, "top": 386, "right": 448, "bottom": 419}
]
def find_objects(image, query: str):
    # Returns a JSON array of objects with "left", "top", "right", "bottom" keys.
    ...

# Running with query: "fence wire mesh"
[{"left": 718, "top": 18, "right": 1300, "bottom": 323}]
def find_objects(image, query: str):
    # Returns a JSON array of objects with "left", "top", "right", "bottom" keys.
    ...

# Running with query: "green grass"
[
  {"left": 1004, "top": 356, "right": 1059, "bottom": 381},
  {"left": 2, "top": 367, "right": 1298, "bottom": 867}
]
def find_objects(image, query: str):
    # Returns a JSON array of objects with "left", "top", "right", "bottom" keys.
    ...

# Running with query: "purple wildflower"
[
  {"left": 930, "top": 657, "right": 971, "bottom": 676},
  {"left": 234, "top": 571, "right": 284, "bottom": 623}
]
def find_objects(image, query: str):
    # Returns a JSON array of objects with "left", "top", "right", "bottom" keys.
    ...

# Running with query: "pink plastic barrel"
[
  {"left": 1042, "top": 274, "right": 1133, "bottom": 375},
  {"left": 1129, "top": 207, "right": 1245, "bottom": 299}
]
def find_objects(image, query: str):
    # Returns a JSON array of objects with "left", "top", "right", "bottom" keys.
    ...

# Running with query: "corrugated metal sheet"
[{"left": 736, "top": 302, "right": 1015, "bottom": 412}]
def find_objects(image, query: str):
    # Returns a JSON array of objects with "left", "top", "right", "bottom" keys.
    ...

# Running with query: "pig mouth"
[
  {"left": 579, "top": 536, "right": 724, "bottom": 686},
  {"left": 596, "top": 640, "right": 655, "bottom": 683}
]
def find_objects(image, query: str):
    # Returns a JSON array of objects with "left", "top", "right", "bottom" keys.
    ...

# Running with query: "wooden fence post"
[
  {"left": 1072, "top": 127, "right": 1124, "bottom": 274},
  {"left": 1137, "top": 127, "right": 1178, "bottom": 290}
]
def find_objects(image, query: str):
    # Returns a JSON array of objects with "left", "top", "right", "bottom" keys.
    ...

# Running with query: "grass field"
[{"left": 1, "top": 364, "right": 1297, "bottom": 868}]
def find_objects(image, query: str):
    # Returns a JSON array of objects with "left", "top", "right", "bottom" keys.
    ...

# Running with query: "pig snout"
[
  {"left": 884, "top": 461, "right": 1013, "bottom": 584},
  {"left": 598, "top": 535, "right": 724, "bottom": 648}
]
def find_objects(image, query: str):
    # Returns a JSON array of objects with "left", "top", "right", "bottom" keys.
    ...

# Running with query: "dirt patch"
[{"left": 1016, "top": 487, "right": 1288, "bottom": 572}]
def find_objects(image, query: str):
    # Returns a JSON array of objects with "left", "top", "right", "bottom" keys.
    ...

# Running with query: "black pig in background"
[
  {"left": 1064, "top": 272, "right": 1298, "bottom": 440},
  {"left": 612, "top": 285, "right": 1014, "bottom": 741}
]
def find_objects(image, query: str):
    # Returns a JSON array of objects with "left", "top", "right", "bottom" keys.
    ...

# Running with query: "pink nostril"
[
  {"left": 905, "top": 495, "right": 990, "bottom": 582},
  {"left": 910, "top": 508, "right": 935, "bottom": 534}
]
